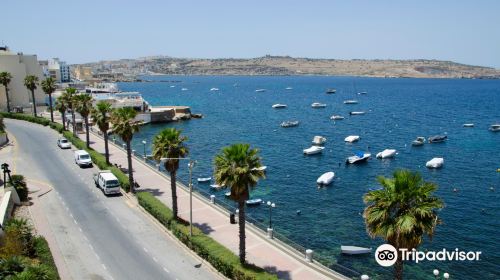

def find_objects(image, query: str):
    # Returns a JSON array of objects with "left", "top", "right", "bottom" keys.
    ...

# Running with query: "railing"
[{"left": 108, "top": 134, "right": 360, "bottom": 278}]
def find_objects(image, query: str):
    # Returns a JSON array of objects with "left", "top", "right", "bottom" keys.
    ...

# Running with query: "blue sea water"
[{"left": 119, "top": 76, "right": 500, "bottom": 280}]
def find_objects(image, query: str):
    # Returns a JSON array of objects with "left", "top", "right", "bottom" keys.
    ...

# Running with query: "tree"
[
  {"left": 74, "top": 94, "right": 93, "bottom": 148},
  {"left": 111, "top": 107, "right": 140, "bottom": 193},
  {"left": 0, "top": 72, "right": 12, "bottom": 113},
  {"left": 152, "top": 128, "right": 189, "bottom": 219},
  {"left": 363, "top": 169, "right": 444, "bottom": 280},
  {"left": 64, "top": 88, "right": 78, "bottom": 136},
  {"left": 23, "top": 75, "right": 39, "bottom": 116},
  {"left": 213, "top": 143, "right": 265, "bottom": 264},
  {"left": 41, "top": 77, "right": 57, "bottom": 122},
  {"left": 55, "top": 93, "right": 69, "bottom": 131},
  {"left": 91, "top": 101, "right": 112, "bottom": 165}
]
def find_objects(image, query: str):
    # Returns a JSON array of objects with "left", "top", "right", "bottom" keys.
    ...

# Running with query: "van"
[
  {"left": 93, "top": 171, "right": 121, "bottom": 195},
  {"left": 74, "top": 150, "right": 92, "bottom": 167}
]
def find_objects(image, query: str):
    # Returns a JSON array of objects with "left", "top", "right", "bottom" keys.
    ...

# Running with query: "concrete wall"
[
  {"left": 0, "top": 133, "right": 7, "bottom": 146},
  {"left": 0, "top": 52, "right": 45, "bottom": 111}
]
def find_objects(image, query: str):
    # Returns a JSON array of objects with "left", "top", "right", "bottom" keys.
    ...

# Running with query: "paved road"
[{"left": 5, "top": 119, "right": 220, "bottom": 280}]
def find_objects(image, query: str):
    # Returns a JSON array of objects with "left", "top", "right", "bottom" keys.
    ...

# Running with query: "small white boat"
[
  {"left": 246, "top": 198, "right": 263, "bottom": 205},
  {"left": 344, "top": 135, "right": 360, "bottom": 143},
  {"left": 197, "top": 177, "right": 211, "bottom": 183},
  {"left": 281, "top": 121, "right": 299, "bottom": 128},
  {"left": 376, "top": 149, "right": 397, "bottom": 159},
  {"left": 251, "top": 166, "right": 267, "bottom": 172},
  {"left": 181, "top": 88, "right": 188, "bottom": 91},
  {"left": 272, "top": 104, "right": 287, "bottom": 109},
  {"left": 303, "top": 146, "right": 325, "bottom": 155},
  {"left": 312, "top": 136, "right": 327, "bottom": 145},
  {"left": 330, "top": 115, "right": 345, "bottom": 120},
  {"left": 316, "top": 172, "right": 335, "bottom": 186},
  {"left": 463, "top": 123, "right": 474, "bottom": 127},
  {"left": 357, "top": 91, "right": 368, "bottom": 95},
  {"left": 412, "top": 137, "right": 426, "bottom": 146},
  {"left": 489, "top": 124, "right": 500, "bottom": 132},
  {"left": 285, "top": 87, "right": 293, "bottom": 90},
  {"left": 346, "top": 152, "right": 371, "bottom": 164},
  {"left": 341, "top": 246, "right": 372, "bottom": 255},
  {"left": 210, "top": 184, "right": 223, "bottom": 190},
  {"left": 326, "top": 88, "right": 336, "bottom": 94},
  {"left": 426, "top": 157, "right": 444, "bottom": 169},
  {"left": 170, "top": 85, "right": 176, "bottom": 88},
  {"left": 255, "top": 89, "right": 266, "bottom": 92},
  {"left": 210, "top": 88, "right": 219, "bottom": 91},
  {"left": 344, "top": 100, "right": 359, "bottom": 104},
  {"left": 311, "top": 102, "right": 327, "bottom": 108},
  {"left": 349, "top": 111, "right": 365, "bottom": 115},
  {"left": 225, "top": 191, "right": 231, "bottom": 197}
]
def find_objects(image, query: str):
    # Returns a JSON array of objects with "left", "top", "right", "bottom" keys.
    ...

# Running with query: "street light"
[
  {"left": 160, "top": 157, "right": 196, "bottom": 237},
  {"left": 141, "top": 140, "right": 147, "bottom": 159},
  {"left": 433, "top": 269, "right": 440, "bottom": 279},
  {"left": 1, "top": 163, "right": 10, "bottom": 188},
  {"left": 360, "top": 275, "right": 370, "bottom": 280},
  {"left": 266, "top": 201, "right": 275, "bottom": 229},
  {"left": 443, "top": 273, "right": 450, "bottom": 279}
]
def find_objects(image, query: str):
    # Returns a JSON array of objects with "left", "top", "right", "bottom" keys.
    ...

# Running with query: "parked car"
[
  {"left": 57, "top": 138, "right": 71, "bottom": 149},
  {"left": 74, "top": 150, "right": 92, "bottom": 167},
  {"left": 93, "top": 170, "right": 121, "bottom": 195}
]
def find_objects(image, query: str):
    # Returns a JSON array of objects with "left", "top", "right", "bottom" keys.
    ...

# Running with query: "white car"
[
  {"left": 74, "top": 150, "right": 92, "bottom": 167},
  {"left": 57, "top": 138, "right": 71, "bottom": 149}
]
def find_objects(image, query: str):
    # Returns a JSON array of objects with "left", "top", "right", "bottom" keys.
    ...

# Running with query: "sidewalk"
[{"left": 83, "top": 128, "right": 349, "bottom": 280}]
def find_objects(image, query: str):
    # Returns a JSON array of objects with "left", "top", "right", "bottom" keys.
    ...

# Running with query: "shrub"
[
  {"left": 4, "top": 218, "right": 35, "bottom": 257},
  {"left": 33, "top": 237, "right": 59, "bottom": 280},
  {"left": 9, "top": 175, "right": 29, "bottom": 202},
  {"left": 0, "top": 256, "right": 29, "bottom": 279},
  {"left": 0, "top": 112, "right": 50, "bottom": 126},
  {"left": 137, "top": 192, "right": 277, "bottom": 280},
  {"left": 49, "top": 122, "right": 64, "bottom": 133}
]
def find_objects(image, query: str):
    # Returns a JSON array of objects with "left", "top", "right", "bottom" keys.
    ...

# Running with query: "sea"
[{"left": 119, "top": 76, "right": 500, "bottom": 280}]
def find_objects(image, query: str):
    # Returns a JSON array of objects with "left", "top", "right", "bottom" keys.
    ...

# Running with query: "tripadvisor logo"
[{"left": 374, "top": 244, "right": 482, "bottom": 266}]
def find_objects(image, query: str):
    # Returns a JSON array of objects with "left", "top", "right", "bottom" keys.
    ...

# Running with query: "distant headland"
[{"left": 74, "top": 55, "right": 500, "bottom": 80}]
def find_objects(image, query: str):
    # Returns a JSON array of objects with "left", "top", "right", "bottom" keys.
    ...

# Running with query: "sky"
[{"left": 2, "top": 0, "right": 500, "bottom": 68}]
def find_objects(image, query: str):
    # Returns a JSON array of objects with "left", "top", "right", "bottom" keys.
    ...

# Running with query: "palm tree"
[
  {"left": 55, "top": 92, "right": 70, "bottom": 130},
  {"left": 75, "top": 94, "right": 93, "bottom": 148},
  {"left": 23, "top": 75, "right": 39, "bottom": 116},
  {"left": 91, "top": 101, "right": 113, "bottom": 165},
  {"left": 214, "top": 143, "right": 266, "bottom": 264},
  {"left": 0, "top": 72, "right": 12, "bottom": 113},
  {"left": 41, "top": 77, "right": 57, "bottom": 122},
  {"left": 363, "top": 169, "right": 444, "bottom": 280},
  {"left": 111, "top": 107, "right": 140, "bottom": 193},
  {"left": 64, "top": 88, "right": 78, "bottom": 136},
  {"left": 152, "top": 128, "right": 189, "bottom": 219}
]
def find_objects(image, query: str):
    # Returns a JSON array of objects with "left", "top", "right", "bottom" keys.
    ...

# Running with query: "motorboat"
[
  {"left": 255, "top": 89, "right": 266, "bottom": 92},
  {"left": 272, "top": 104, "right": 287, "bottom": 109},
  {"left": 281, "top": 121, "right": 299, "bottom": 128},
  {"left": 426, "top": 157, "right": 444, "bottom": 169},
  {"left": 225, "top": 191, "right": 231, "bottom": 197},
  {"left": 376, "top": 149, "right": 397, "bottom": 159},
  {"left": 412, "top": 137, "right": 426, "bottom": 146},
  {"left": 326, "top": 88, "right": 337, "bottom": 94},
  {"left": 181, "top": 88, "right": 188, "bottom": 91},
  {"left": 303, "top": 146, "right": 325, "bottom": 155},
  {"left": 197, "top": 177, "right": 211, "bottom": 183},
  {"left": 428, "top": 135, "right": 447, "bottom": 143},
  {"left": 349, "top": 111, "right": 365, "bottom": 115},
  {"left": 210, "top": 88, "right": 219, "bottom": 91},
  {"left": 341, "top": 246, "right": 372, "bottom": 255},
  {"left": 489, "top": 124, "right": 500, "bottom": 132},
  {"left": 252, "top": 166, "right": 267, "bottom": 172},
  {"left": 311, "top": 102, "right": 327, "bottom": 108},
  {"left": 246, "top": 198, "right": 263, "bottom": 206},
  {"left": 170, "top": 85, "right": 176, "bottom": 88},
  {"left": 357, "top": 91, "right": 368, "bottom": 95},
  {"left": 285, "top": 87, "right": 293, "bottom": 90},
  {"left": 312, "top": 136, "right": 327, "bottom": 145},
  {"left": 210, "top": 184, "right": 223, "bottom": 190},
  {"left": 344, "top": 135, "right": 360, "bottom": 143},
  {"left": 346, "top": 152, "right": 371, "bottom": 164},
  {"left": 463, "top": 123, "right": 474, "bottom": 127},
  {"left": 330, "top": 115, "right": 345, "bottom": 120},
  {"left": 316, "top": 172, "right": 335, "bottom": 186},
  {"left": 344, "top": 100, "right": 359, "bottom": 104}
]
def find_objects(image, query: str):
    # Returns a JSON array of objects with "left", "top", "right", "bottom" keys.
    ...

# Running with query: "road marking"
[
  {"left": 114, "top": 216, "right": 120, "bottom": 223},
  {"left": 95, "top": 254, "right": 101, "bottom": 261},
  {"left": 143, "top": 247, "right": 149, "bottom": 253},
  {"left": 102, "top": 264, "right": 107, "bottom": 270},
  {"left": 163, "top": 267, "right": 170, "bottom": 273},
  {"left": 73, "top": 219, "right": 78, "bottom": 225},
  {"left": 69, "top": 213, "right": 73, "bottom": 218},
  {"left": 78, "top": 227, "right": 82, "bottom": 232},
  {"left": 89, "top": 244, "right": 95, "bottom": 251},
  {"left": 153, "top": 257, "right": 158, "bottom": 263}
]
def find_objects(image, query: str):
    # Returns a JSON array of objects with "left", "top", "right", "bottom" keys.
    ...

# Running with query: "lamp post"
[
  {"left": 267, "top": 201, "right": 275, "bottom": 228},
  {"left": 160, "top": 157, "right": 196, "bottom": 236},
  {"left": 360, "top": 275, "right": 370, "bottom": 280},
  {"left": 142, "top": 140, "right": 147, "bottom": 159},
  {"left": 1, "top": 163, "right": 9, "bottom": 188},
  {"left": 433, "top": 269, "right": 450, "bottom": 279}
]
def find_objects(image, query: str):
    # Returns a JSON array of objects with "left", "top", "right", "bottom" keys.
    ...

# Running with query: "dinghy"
[
  {"left": 341, "top": 246, "right": 372, "bottom": 255},
  {"left": 376, "top": 149, "right": 397, "bottom": 159},
  {"left": 246, "top": 198, "right": 263, "bottom": 206},
  {"left": 344, "top": 135, "right": 360, "bottom": 143},
  {"left": 303, "top": 146, "right": 325, "bottom": 155},
  {"left": 312, "top": 136, "right": 327, "bottom": 145},
  {"left": 197, "top": 177, "right": 211, "bottom": 183},
  {"left": 426, "top": 157, "right": 444, "bottom": 168},
  {"left": 346, "top": 152, "right": 371, "bottom": 164},
  {"left": 316, "top": 172, "right": 335, "bottom": 186}
]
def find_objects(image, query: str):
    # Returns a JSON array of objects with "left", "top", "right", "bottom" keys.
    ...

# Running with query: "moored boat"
[
  {"left": 489, "top": 124, "right": 500, "bottom": 132},
  {"left": 316, "top": 172, "right": 335, "bottom": 186},
  {"left": 463, "top": 123, "right": 474, "bottom": 127},
  {"left": 246, "top": 198, "right": 263, "bottom": 206},
  {"left": 412, "top": 137, "right": 426, "bottom": 146},
  {"left": 272, "top": 104, "right": 287, "bottom": 109},
  {"left": 285, "top": 87, "right": 293, "bottom": 90},
  {"left": 312, "top": 136, "right": 327, "bottom": 145},
  {"left": 330, "top": 115, "right": 345, "bottom": 120},
  {"left": 428, "top": 135, "right": 447, "bottom": 143},
  {"left": 341, "top": 246, "right": 372, "bottom": 255},
  {"left": 376, "top": 149, "right": 397, "bottom": 159},
  {"left": 210, "top": 87, "right": 219, "bottom": 91},
  {"left": 210, "top": 184, "right": 223, "bottom": 190},
  {"left": 344, "top": 135, "right": 360, "bottom": 143},
  {"left": 281, "top": 121, "right": 299, "bottom": 128},
  {"left": 426, "top": 157, "right": 444, "bottom": 168},
  {"left": 251, "top": 166, "right": 267, "bottom": 171},
  {"left": 311, "top": 102, "right": 327, "bottom": 108},
  {"left": 349, "top": 111, "right": 365, "bottom": 115},
  {"left": 344, "top": 100, "right": 359, "bottom": 104},
  {"left": 197, "top": 177, "right": 211, "bottom": 183},
  {"left": 255, "top": 89, "right": 266, "bottom": 92},
  {"left": 346, "top": 152, "right": 371, "bottom": 164},
  {"left": 303, "top": 146, "right": 325, "bottom": 155},
  {"left": 326, "top": 88, "right": 337, "bottom": 94}
]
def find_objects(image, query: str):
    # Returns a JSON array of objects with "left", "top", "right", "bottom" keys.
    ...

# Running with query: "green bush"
[
  {"left": 33, "top": 237, "right": 59, "bottom": 280},
  {"left": 4, "top": 219, "right": 35, "bottom": 257},
  {"left": 0, "top": 256, "right": 29, "bottom": 279},
  {"left": 9, "top": 175, "right": 29, "bottom": 202},
  {"left": 137, "top": 192, "right": 277, "bottom": 280},
  {"left": 49, "top": 122, "right": 64, "bottom": 133},
  {"left": 0, "top": 112, "right": 50, "bottom": 126}
]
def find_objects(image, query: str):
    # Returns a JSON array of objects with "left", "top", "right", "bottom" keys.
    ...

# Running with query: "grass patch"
[{"left": 137, "top": 192, "right": 277, "bottom": 280}]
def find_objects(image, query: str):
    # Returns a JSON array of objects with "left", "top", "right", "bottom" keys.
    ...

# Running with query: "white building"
[
  {"left": 48, "top": 58, "right": 71, "bottom": 82},
  {"left": 0, "top": 46, "right": 45, "bottom": 111}
]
